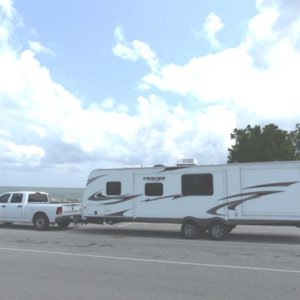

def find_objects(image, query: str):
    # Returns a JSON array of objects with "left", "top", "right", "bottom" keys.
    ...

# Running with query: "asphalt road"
[{"left": 0, "top": 223, "right": 299, "bottom": 300}]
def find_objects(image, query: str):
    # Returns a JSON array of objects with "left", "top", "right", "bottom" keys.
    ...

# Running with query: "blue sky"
[
  {"left": 14, "top": 0, "right": 256, "bottom": 106},
  {"left": 1, "top": 0, "right": 300, "bottom": 187}
]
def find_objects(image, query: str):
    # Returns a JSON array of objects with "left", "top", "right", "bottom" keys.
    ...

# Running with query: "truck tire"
[
  {"left": 33, "top": 213, "right": 49, "bottom": 230},
  {"left": 181, "top": 221, "right": 199, "bottom": 239},
  {"left": 208, "top": 222, "right": 228, "bottom": 240},
  {"left": 57, "top": 218, "right": 71, "bottom": 229}
]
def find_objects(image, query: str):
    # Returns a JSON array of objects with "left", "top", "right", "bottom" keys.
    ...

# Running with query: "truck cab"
[{"left": 1, "top": 192, "right": 47, "bottom": 221}]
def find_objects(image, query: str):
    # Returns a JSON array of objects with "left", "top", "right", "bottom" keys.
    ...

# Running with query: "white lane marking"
[
  {"left": 114, "top": 222, "right": 134, "bottom": 227},
  {"left": 203, "top": 240, "right": 300, "bottom": 248},
  {"left": 0, "top": 246, "right": 300, "bottom": 274}
]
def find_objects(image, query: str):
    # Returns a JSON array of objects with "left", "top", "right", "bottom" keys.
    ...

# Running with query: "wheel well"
[
  {"left": 182, "top": 217, "right": 200, "bottom": 227},
  {"left": 182, "top": 219, "right": 198, "bottom": 226},
  {"left": 182, "top": 217, "right": 228, "bottom": 228},
  {"left": 209, "top": 220, "right": 227, "bottom": 226}
]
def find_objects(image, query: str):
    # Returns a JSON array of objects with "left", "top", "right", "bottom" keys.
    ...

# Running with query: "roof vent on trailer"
[{"left": 176, "top": 158, "right": 198, "bottom": 166}]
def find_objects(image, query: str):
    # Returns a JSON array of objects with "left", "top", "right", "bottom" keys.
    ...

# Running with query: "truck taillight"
[{"left": 56, "top": 207, "right": 63, "bottom": 215}]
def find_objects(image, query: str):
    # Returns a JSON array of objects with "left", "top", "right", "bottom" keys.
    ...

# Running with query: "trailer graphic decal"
[
  {"left": 207, "top": 190, "right": 282, "bottom": 216},
  {"left": 143, "top": 194, "right": 182, "bottom": 202},
  {"left": 88, "top": 192, "right": 142, "bottom": 205},
  {"left": 244, "top": 181, "right": 298, "bottom": 189},
  {"left": 87, "top": 175, "right": 107, "bottom": 185},
  {"left": 87, "top": 181, "right": 299, "bottom": 216},
  {"left": 207, "top": 181, "right": 299, "bottom": 216},
  {"left": 106, "top": 210, "right": 130, "bottom": 217}
]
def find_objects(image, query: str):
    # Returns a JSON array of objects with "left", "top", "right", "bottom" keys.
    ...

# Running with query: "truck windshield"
[{"left": 28, "top": 193, "right": 48, "bottom": 203}]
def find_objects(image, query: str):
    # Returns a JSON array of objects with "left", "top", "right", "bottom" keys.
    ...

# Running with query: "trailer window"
[
  {"left": 10, "top": 193, "right": 23, "bottom": 203},
  {"left": 106, "top": 181, "right": 121, "bottom": 195},
  {"left": 145, "top": 183, "right": 163, "bottom": 196},
  {"left": 181, "top": 174, "right": 213, "bottom": 196}
]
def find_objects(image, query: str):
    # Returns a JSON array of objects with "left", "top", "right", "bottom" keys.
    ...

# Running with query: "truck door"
[
  {"left": 6, "top": 193, "right": 24, "bottom": 220},
  {"left": 0, "top": 193, "right": 10, "bottom": 219}
]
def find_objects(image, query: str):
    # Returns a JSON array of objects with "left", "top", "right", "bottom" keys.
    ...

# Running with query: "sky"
[{"left": 1, "top": 0, "right": 300, "bottom": 187}]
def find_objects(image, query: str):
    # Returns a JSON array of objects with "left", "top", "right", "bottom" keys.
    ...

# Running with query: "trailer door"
[{"left": 240, "top": 165, "right": 300, "bottom": 217}]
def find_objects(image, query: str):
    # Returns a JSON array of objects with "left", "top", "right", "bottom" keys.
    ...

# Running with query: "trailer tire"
[
  {"left": 208, "top": 222, "right": 228, "bottom": 240},
  {"left": 33, "top": 213, "right": 49, "bottom": 230},
  {"left": 181, "top": 221, "right": 199, "bottom": 239}
]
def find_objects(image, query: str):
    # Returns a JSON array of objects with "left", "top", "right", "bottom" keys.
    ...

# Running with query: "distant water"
[{"left": 0, "top": 186, "right": 84, "bottom": 202}]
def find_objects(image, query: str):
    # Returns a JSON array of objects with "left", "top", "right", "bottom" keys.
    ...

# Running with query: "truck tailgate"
[{"left": 61, "top": 203, "right": 81, "bottom": 216}]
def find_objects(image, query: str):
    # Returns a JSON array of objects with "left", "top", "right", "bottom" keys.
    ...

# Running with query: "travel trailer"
[{"left": 81, "top": 159, "right": 300, "bottom": 240}]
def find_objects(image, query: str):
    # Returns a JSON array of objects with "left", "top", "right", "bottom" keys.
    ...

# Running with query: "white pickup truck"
[{"left": 0, "top": 191, "right": 81, "bottom": 230}]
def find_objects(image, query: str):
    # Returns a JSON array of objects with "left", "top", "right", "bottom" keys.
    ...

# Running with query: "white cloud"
[
  {"left": 248, "top": 6, "right": 278, "bottom": 42},
  {"left": 112, "top": 25, "right": 160, "bottom": 72},
  {"left": 203, "top": 12, "right": 224, "bottom": 49},
  {"left": 139, "top": 0, "right": 300, "bottom": 127},
  {"left": 1, "top": 11, "right": 230, "bottom": 181},
  {"left": 29, "top": 41, "right": 54, "bottom": 55},
  {"left": 0, "top": 0, "right": 14, "bottom": 50},
  {"left": 0, "top": 138, "right": 45, "bottom": 167},
  {"left": 100, "top": 97, "right": 115, "bottom": 110},
  {"left": 0, "top": 0, "right": 14, "bottom": 19}
]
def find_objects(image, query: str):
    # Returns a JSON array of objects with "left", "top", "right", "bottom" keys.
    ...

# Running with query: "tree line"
[{"left": 227, "top": 123, "right": 300, "bottom": 163}]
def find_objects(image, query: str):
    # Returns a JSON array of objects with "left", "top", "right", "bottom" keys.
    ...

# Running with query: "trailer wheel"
[
  {"left": 33, "top": 213, "right": 49, "bottom": 230},
  {"left": 181, "top": 221, "right": 199, "bottom": 239},
  {"left": 208, "top": 222, "right": 228, "bottom": 240}
]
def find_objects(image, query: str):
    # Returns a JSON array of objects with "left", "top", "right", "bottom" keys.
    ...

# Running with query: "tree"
[
  {"left": 227, "top": 124, "right": 295, "bottom": 163},
  {"left": 289, "top": 123, "right": 300, "bottom": 160}
]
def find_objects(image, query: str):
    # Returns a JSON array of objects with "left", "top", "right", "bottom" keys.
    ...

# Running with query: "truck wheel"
[
  {"left": 181, "top": 221, "right": 199, "bottom": 239},
  {"left": 33, "top": 214, "right": 49, "bottom": 230},
  {"left": 208, "top": 222, "right": 228, "bottom": 240},
  {"left": 57, "top": 219, "right": 71, "bottom": 229}
]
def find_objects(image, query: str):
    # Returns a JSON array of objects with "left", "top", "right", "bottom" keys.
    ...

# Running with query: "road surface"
[{"left": 0, "top": 223, "right": 299, "bottom": 299}]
